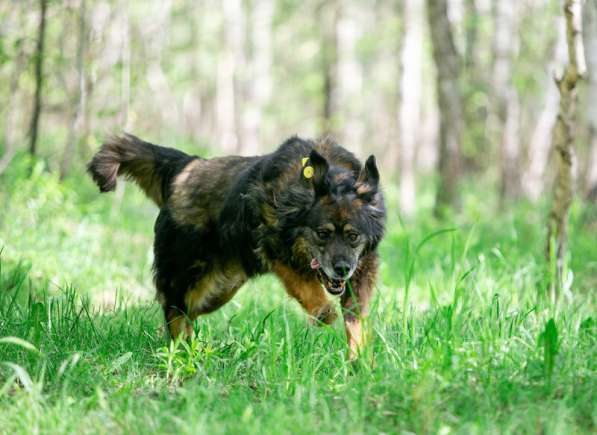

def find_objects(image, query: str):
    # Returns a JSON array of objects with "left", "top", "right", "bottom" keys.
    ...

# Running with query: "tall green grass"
[{"left": 0, "top": 157, "right": 595, "bottom": 433}]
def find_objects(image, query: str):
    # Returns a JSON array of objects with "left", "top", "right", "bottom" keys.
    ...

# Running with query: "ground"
[{"left": 0, "top": 159, "right": 595, "bottom": 434}]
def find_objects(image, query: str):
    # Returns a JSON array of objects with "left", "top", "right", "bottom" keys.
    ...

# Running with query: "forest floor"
[{"left": 0, "top": 159, "right": 595, "bottom": 434}]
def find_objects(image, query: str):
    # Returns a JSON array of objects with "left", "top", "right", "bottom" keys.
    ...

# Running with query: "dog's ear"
[
  {"left": 302, "top": 149, "right": 329, "bottom": 196},
  {"left": 356, "top": 155, "right": 380, "bottom": 202}
]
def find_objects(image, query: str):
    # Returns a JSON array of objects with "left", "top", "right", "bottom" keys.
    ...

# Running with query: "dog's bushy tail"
[{"left": 87, "top": 133, "right": 192, "bottom": 207}]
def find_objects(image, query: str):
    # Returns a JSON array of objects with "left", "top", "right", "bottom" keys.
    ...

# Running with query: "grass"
[{"left": 0, "top": 157, "right": 596, "bottom": 434}]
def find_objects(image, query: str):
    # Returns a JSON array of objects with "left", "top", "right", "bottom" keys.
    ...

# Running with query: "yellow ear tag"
[
  {"left": 303, "top": 166, "right": 314, "bottom": 179},
  {"left": 301, "top": 157, "right": 309, "bottom": 167}
]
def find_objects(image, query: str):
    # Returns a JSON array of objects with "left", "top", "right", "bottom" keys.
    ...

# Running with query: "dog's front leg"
[
  {"left": 273, "top": 262, "right": 337, "bottom": 325},
  {"left": 341, "top": 253, "right": 378, "bottom": 360}
]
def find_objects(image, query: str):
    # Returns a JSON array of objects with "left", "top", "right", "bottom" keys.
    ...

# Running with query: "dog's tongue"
[{"left": 310, "top": 258, "right": 321, "bottom": 270}]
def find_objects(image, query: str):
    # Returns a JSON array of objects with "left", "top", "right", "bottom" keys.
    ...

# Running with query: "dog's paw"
[{"left": 311, "top": 303, "right": 337, "bottom": 326}]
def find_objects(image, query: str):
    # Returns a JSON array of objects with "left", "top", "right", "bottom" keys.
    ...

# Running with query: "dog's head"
[{"left": 295, "top": 149, "right": 385, "bottom": 296}]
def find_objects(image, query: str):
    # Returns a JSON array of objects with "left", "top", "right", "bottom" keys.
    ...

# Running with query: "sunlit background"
[{"left": 0, "top": 0, "right": 596, "bottom": 304}]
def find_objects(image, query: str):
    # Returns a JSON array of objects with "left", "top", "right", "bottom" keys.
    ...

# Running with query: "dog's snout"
[{"left": 333, "top": 261, "right": 351, "bottom": 278}]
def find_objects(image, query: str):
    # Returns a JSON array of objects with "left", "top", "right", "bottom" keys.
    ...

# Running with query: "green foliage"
[{"left": 539, "top": 318, "right": 559, "bottom": 386}]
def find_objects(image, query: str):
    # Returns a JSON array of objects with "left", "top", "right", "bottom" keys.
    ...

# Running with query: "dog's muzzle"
[{"left": 310, "top": 258, "right": 346, "bottom": 296}]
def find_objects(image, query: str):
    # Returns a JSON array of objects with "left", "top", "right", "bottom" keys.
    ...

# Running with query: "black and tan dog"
[{"left": 88, "top": 134, "right": 385, "bottom": 358}]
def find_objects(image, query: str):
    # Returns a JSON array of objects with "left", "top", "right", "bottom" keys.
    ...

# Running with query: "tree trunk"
[
  {"left": 217, "top": 0, "right": 244, "bottom": 153},
  {"left": 241, "top": 0, "right": 273, "bottom": 155},
  {"left": 321, "top": 0, "right": 340, "bottom": 136},
  {"left": 335, "top": 0, "right": 364, "bottom": 154},
  {"left": 120, "top": 0, "right": 131, "bottom": 130},
  {"left": 376, "top": 0, "right": 402, "bottom": 174},
  {"left": 523, "top": 24, "right": 567, "bottom": 200},
  {"left": 426, "top": 0, "right": 463, "bottom": 216},
  {"left": 0, "top": 32, "right": 27, "bottom": 175},
  {"left": 493, "top": 0, "right": 521, "bottom": 201},
  {"left": 60, "top": 0, "right": 87, "bottom": 180},
  {"left": 546, "top": 0, "right": 583, "bottom": 299},
  {"left": 28, "top": 0, "right": 48, "bottom": 159},
  {"left": 463, "top": 0, "right": 479, "bottom": 70},
  {"left": 582, "top": 0, "right": 597, "bottom": 200},
  {"left": 398, "top": 0, "right": 424, "bottom": 218},
  {"left": 183, "top": 1, "right": 210, "bottom": 142}
]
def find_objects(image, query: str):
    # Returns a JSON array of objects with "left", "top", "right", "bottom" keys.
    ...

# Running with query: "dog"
[{"left": 88, "top": 134, "right": 385, "bottom": 358}]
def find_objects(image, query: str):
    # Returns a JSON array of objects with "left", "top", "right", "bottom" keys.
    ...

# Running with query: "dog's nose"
[{"left": 333, "top": 261, "right": 351, "bottom": 278}]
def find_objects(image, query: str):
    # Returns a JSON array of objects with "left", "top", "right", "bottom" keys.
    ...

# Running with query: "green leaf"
[{"left": 539, "top": 318, "right": 558, "bottom": 384}]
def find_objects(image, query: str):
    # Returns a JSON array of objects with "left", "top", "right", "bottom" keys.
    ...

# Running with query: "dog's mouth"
[{"left": 310, "top": 258, "right": 346, "bottom": 296}]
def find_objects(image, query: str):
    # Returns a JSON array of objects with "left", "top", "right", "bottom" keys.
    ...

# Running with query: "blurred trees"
[
  {"left": 0, "top": 0, "right": 595, "bottom": 216},
  {"left": 28, "top": 0, "right": 48, "bottom": 159},
  {"left": 242, "top": 0, "right": 274, "bottom": 155},
  {"left": 492, "top": 0, "right": 520, "bottom": 201},
  {"left": 583, "top": 0, "right": 597, "bottom": 200},
  {"left": 546, "top": 0, "right": 584, "bottom": 299},
  {"left": 426, "top": 0, "right": 463, "bottom": 216},
  {"left": 398, "top": 0, "right": 423, "bottom": 218},
  {"left": 320, "top": 0, "right": 340, "bottom": 136},
  {"left": 60, "top": 0, "right": 88, "bottom": 179},
  {"left": 524, "top": 25, "right": 566, "bottom": 201},
  {"left": 217, "top": 0, "right": 243, "bottom": 153}
]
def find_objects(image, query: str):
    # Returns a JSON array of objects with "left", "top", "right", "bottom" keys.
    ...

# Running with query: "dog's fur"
[{"left": 88, "top": 134, "right": 385, "bottom": 358}]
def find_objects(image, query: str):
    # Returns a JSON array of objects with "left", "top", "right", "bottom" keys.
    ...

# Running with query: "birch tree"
[
  {"left": 582, "top": 0, "right": 597, "bottom": 200},
  {"left": 524, "top": 22, "right": 567, "bottom": 200},
  {"left": 398, "top": 0, "right": 424, "bottom": 217},
  {"left": 60, "top": 0, "right": 88, "bottom": 180},
  {"left": 493, "top": 0, "right": 521, "bottom": 201},
  {"left": 546, "top": 0, "right": 584, "bottom": 299}
]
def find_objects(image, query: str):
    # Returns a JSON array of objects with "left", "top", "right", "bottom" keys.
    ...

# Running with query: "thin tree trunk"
[
  {"left": 582, "top": 0, "right": 597, "bottom": 200},
  {"left": 120, "top": 0, "right": 130, "bottom": 130},
  {"left": 335, "top": 0, "right": 364, "bottom": 154},
  {"left": 241, "top": 0, "right": 273, "bottom": 155},
  {"left": 112, "top": 0, "right": 130, "bottom": 215},
  {"left": 60, "top": 0, "right": 87, "bottom": 180},
  {"left": 546, "top": 0, "right": 584, "bottom": 299},
  {"left": 493, "top": 0, "right": 521, "bottom": 201},
  {"left": 398, "top": 0, "right": 424, "bottom": 218},
  {"left": 185, "top": 2, "right": 210, "bottom": 142},
  {"left": 321, "top": 0, "right": 340, "bottom": 135},
  {"left": 217, "top": 0, "right": 244, "bottom": 153},
  {"left": 377, "top": 0, "right": 402, "bottom": 173},
  {"left": 464, "top": 0, "right": 479, "bottom": 70},
  {"left": 0, "top": 37, "right": 27, "bottom": 175},
  {"left": 28, "top": 0, "right": 48, "bottom": 159},
  {"left": 145, "top": 0, "right": 178, "bottom": 132},
  {"left": 426, "top": 0, "right": 463, "bottom": 216}
]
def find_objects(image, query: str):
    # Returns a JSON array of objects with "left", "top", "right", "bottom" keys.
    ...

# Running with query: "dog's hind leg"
[
  {"left": 164, "top": 305, "right": 193, "bottom": 339},
  {"left": 159, "top": 262, "right": 247, "bottom": 340},
  {"left": 341, "top": 253, "right": 378, "bottom": 360},
  {"left": 273, "top": 263, "right": 337, "bottom": 325}
]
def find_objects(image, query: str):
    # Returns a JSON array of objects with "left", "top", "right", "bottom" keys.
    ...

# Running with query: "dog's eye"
[
  {"left": 347, "top": 232, "right": 360, "bottom": 242},
  {"left": 317, "top": 230, "right": 331, "bottom": 240}
]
